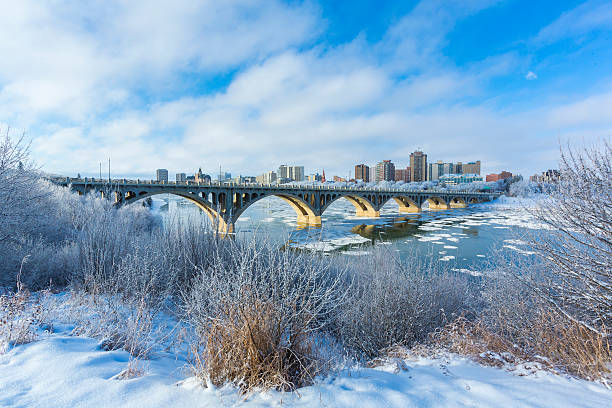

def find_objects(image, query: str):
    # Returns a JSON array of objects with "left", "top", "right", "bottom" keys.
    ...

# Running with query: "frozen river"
[{"left": 151, "top": 194, "right": 544, "bottom": 272}]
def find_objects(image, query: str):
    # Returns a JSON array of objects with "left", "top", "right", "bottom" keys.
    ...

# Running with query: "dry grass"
[
  {"left": 0, "top": 287, "right": 43, "bottom": 352},
  {"left": 430, "top": 309, "right": 612, "bottom": 381},
  {"left": 191, "top": 298, "right": 321, "bottom": 393}
]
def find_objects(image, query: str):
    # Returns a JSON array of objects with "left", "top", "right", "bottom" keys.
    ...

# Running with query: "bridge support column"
[
  {"left": 355, "top": 208, "right": 380, "bottom": 218},
  {"left": 297, "top": 214, "right": 322, "bottom": 227},
  {"left": 429, "top": 203, "right": 450, "bottom": 210},
  {"left": 398, "top": 206, "right": 421, "bottom": 213},
  {"left": 450, "top": 202, "right": 467, "bottom": 209}
]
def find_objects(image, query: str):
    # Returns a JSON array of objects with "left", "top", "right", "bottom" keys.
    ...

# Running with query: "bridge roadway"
[{"left": 52, "top": 177, "right": 501, "bottom": 234}]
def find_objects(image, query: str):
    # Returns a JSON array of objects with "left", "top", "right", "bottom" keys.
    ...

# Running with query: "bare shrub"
[
  {"left": 184, "top": 238, "right": 347, "bottom": 392},
  {"left": 333, "top": 247, "right": 475, "bottom": 359},
  {"left": 0, "top": 261, "right": 44, "bottom": 353},
  {"left": 527, "top": 141, "right": 611, "bottom": 333},
  {"left": 432, "top": 307, "right": 611, "bottom": 380},
  {"left": 437, "top": 246, "right": 612, "bottom": 381}
]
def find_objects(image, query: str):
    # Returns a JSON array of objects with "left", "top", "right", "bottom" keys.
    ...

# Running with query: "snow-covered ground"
[{"left": 1, "top": 325, "right": 610, "bottom": 408}]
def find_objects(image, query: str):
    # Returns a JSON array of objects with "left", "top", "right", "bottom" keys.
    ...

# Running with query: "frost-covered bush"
[
  {"left": 183, "top": 239, "right": 347, "bottom": 391},
  {"left": 528, "top": 141, "right": 612, "bottom": 333},
  {"left": 333, "top": 248, "right": 474, "bottom": 359}
]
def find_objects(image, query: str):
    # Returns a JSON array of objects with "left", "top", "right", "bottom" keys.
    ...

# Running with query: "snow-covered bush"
[
  {"left": 183, "top": 238, "right": 347, "bottom": 391},
  {"left": 333, "top": 248, "right": 474, "bottom": 359}
]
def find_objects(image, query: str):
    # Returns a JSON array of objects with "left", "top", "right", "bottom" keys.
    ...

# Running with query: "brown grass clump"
[
  {"left": 191, "top": 298, "right": 320, "bottom": 393},
  {"left": 431, "top": 309, "right": 612, "bottom": 381}
]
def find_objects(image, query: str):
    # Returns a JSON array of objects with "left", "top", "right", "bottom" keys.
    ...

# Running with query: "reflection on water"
[
  {"left": 351, "top": 216, "right": 422, "bottom": 242},
  {"left": 151, "top": 194, "right": 541, "bottom": 273}
]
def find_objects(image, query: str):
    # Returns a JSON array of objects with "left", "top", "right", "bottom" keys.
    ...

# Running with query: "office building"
[
  {"left": 375, "top": 160, "right": 395, "bottom": 182},
  {"left": 289, "top": 166, "right": 304, "bottom": 182},
  {"left": 256, "top": 171, "right": 277, "bottom": 184},
  {"left": 217, "top": 172, "right": 231, "bottom": 182},
  {"left": 277, "top": 165, "right": 290, "bottom": 179},
  {"left": 428, "top": 161, "right": 454, "bottom": 181},
  {"left": 176, "top": 173, "right": 186, "bottom": 183},
  {"left": 462, "top": 161, "right": 481, "bottom": 175},
  {"left": 394, "top": 167, "right": 411, "bottom": 182},
  {"left": 486, "top": 171, "right": 513, "bottom": 182},
  {"left": 355, "top": 164, "right": 370, "bottom": 182},
  {"left": 156, "top": 169, "right": 168, "bottom": 182},
  {"left": 410, "top": 151, "right": 427, "bottom": 182}
]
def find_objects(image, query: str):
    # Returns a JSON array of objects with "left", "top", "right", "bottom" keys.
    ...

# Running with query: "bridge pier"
[
  {"left": 398, "top": 206, "right": 421, "bottom": 213},
  {"left": 450, "top": 202, "right": 467, "bottom": 208},
  {"left": 297, "top": 214, "right": 322, "bottom": 227},
  {"left": 427, "top": 197, "right": 450, "bottom": 210},
  {"left": 355, "top": 208, "right": 380, "bottom": 218}
]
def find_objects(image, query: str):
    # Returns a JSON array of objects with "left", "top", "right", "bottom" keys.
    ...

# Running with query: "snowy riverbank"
[{"left": 2, "top": 325, "right": 610, "bottom": 408}]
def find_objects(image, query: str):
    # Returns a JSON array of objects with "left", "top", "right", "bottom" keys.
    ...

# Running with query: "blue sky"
[{"left": 1, "top": 0, "right": 611, "bottom": 179}]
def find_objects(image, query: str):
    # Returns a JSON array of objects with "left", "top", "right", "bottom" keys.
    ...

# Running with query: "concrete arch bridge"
[{"left": 53, "top": 178, "right": 501, "bottom": 234}]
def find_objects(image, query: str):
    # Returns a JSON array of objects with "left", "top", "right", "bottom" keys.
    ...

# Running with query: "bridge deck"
[{"left": 50, "top": 177, "right": 502, "bottom": 234}]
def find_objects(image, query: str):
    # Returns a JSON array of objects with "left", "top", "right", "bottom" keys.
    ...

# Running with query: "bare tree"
[
  {"left": 529, "top": 140, "right": 612, "bottom": 333},
  {"left": 0, "top": 128, "right": 46, "bottom": 244}
]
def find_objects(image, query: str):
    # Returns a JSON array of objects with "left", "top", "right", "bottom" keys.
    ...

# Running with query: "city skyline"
[{"left": 2, "top": 1, "right": 611, "bottom": 178}]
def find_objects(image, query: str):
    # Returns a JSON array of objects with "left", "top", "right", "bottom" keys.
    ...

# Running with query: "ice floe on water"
[
  {"left": 440, "top": 255, "right": 456, "bottom": 261},
  {"left": 444, "top": 245, "right": 458, "bottom": 249},
  {"left": 418, "top": 236, "right": 442, "bottom": 242},
  {"left": 452, "top": 268, "right": 483, "bottom": 277}
]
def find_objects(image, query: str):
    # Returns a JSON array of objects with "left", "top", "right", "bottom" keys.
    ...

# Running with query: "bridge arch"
[
  {"left": 424, "top": 196, "right": 450, "bottom": 210},
  {"left": 231, "top": 192, "right": 320, "bottom": 227},
  {"left": 119, "top": 190, "right": 233, "bottom": 234},
  {"left": 390, "top": 195, "right": 421, "bottom": 213},
  {"left": 321, "top": 194, "right": 379, "bottom": 218},
  {"left": 449, "top": 197, "right": 468, "bottom": 208}
]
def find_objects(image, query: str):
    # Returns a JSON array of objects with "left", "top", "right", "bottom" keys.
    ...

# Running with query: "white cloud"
[
  {"left": 525, "top": 71, "right": 538, "bottom": 80},
  {"left": 2, "top": 0, "right": 611, "bottom": 180},
  {"left": 534, "top": 0, "right": 612, "bottom": 45}
]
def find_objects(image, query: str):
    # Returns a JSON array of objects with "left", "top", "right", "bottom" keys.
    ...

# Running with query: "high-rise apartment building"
[
  {"left": 355, "top": 164, "right": 370, "bottom": 182},
  {"left": 375, "top": 160, "right": 395, "bottom": 182},
  {"left": 277, "top": 165, "right": 304, "bottom": 181},
  {"left": 277, "top": 165, "right": 290, "bottom": 179},
  {"left": 289, "top": 166, "right": 304, "bottom": 182},
  {"left": 156, "top": 169, "right": 168, "bottom": 182},
  {"left": 410, "top": 151, "right": 427, "bottom": 182},
  {"left": 428, "top": 160, "right": 454, "bottom": 181},
  {"left": 394, "top": 167, "right": 411, "bottom": 182},
  {"left": 176, "top": 173, "right": 186, "bottom": 182}
]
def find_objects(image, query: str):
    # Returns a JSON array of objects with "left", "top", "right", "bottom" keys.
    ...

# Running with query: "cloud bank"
[{"left": 1, "top": 0, "right": 611, "bottom": 179}]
